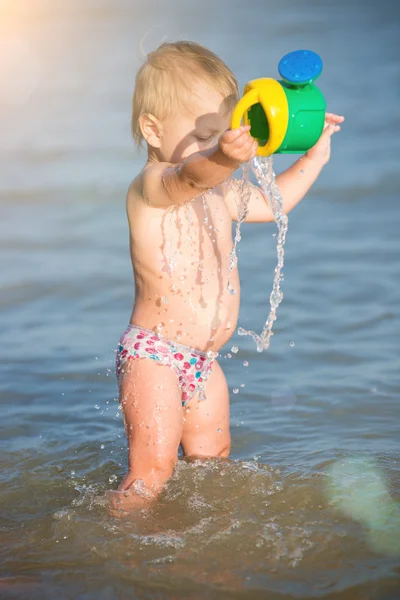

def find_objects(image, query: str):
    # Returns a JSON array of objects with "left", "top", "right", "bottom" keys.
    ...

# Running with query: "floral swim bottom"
[{"left": 116, "top": 324, "right": 217, "bottom": 405}]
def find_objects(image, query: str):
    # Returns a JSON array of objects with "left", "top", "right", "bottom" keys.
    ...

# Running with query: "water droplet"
[
  {"left": 70, "top": 470, "right": 75, "bottom": 477},
  {"left": 290, "top": 341, "right": 295, "bottom": 347},
  {"left": 243, "top": 360, "right": 249, "bottom": 367},
  {"left": 217, "top": 428, "right": 222, "bottom": 433},
  {"left": 161, "top": 296, "right": 168, "bottom": 304},
  {"left": 300, "top": 169, "right": 304, "bottom": 174},
  {"left": 100, "top": 444, "right": 105, "bottom": 449},
  {"left": 94, "top": 404, "right": 100, "bottom": 410},
  {"left": 231, "top": 346, "right": 239, "bottom": 354},
  {"left": 186, "top": 407, "right": 191, "bottom": 413},
  {"left": 240, "top": 383, "right": 245, "bottom": 388},
  {"left": 109, "top": 474, "right": 117, "bottom": 483},
  {"left": 233, "top": 388, "right": 239, "bottom": 394}
]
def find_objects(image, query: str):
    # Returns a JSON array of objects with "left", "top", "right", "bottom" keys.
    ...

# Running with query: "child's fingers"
[
  {"left": 239, "top": 136, "right": 259, "bottom": 160},
  {"left": 325, "top": 112, "right": 345, "bottom": 124},
  {"left": 323, "top": 123, "right": 341, "bottom": 137},
  {"left": 237, "top": 129, "right": 255, "bottom": 149},
  {"left": 220, "top": 125, "right": 259, "bottom": 161},
  {"left": 222, "top": 125, "right": 251, "bottom": 143}
]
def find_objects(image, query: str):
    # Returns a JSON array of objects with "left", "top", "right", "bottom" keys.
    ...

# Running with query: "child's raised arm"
[
  {"left": 142, "top": 126, "right": 258, "bottom": 208},
  {"left": 224, "top": 113, "right": 344, "bottom": 223}
]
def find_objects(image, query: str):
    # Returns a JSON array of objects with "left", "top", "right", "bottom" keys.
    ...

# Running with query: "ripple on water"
[{"left": 0, "top": 439, "right": 399, "bottom": 598}]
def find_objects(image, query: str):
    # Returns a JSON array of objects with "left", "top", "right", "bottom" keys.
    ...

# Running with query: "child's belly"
[
  {"left": 131, "top": 266, "right": 240, "bottom": 353},
  {"left": 129, "top": 192, "right": 240, "bottom": 351}
]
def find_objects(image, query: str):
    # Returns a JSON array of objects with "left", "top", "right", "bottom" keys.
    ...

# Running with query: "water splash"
[
  {"left": 226, "top": 165, "right": 251, "bottom": 295},
  {"left": 230, "top": 156, "right": 288, "bottom": 352}
]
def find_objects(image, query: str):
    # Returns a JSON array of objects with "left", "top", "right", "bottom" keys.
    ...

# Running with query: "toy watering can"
[{"left": 231, "top": 50, "right": 326, "bottom": 156}]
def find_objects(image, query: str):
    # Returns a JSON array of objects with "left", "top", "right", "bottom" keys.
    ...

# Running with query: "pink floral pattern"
[{"left": 116, "top": 325, "right": 216, "bottom": 406}]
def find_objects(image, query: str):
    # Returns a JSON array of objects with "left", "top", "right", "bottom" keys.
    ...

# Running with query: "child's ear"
[{"left": 139, "top": 113, "right": 161, "bottom": 148}]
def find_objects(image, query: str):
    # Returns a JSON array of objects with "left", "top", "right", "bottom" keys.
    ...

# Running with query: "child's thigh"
[
  {"left": 180, "top": 361, "right": 230, "bottom": 458},
  {"left": 119, "top": 358, "right": 183, "bottom": 458}
]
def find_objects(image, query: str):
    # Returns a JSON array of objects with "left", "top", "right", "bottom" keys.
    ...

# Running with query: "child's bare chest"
[{"left": 163, "top": 193, "right": 233, "bottom": 277}]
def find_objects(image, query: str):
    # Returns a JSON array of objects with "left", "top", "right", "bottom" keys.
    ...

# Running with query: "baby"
[{"left": 108, "top": 41, "right": 343, "bottom": 513}]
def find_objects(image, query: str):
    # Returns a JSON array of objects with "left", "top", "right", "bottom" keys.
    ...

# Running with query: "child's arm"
[
  {"left": 142, "top": 125, "right": 259, "bottom": 208},
  {"left": 225, "top": 113, "right": 344, "bottom": 223}
]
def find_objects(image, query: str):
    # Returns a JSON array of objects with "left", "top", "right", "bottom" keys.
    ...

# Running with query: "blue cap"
[{"left": 278, "top": 50, "right": 323, "bottom": 85}]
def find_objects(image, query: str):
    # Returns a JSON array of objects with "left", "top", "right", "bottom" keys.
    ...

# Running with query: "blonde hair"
[{"left": 131, "top": 40, "right": 239, "bottom": 146}]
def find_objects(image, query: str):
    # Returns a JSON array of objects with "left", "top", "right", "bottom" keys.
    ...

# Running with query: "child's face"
[{"left": 160, "top": 80, "right": 232, "bottom": 164}]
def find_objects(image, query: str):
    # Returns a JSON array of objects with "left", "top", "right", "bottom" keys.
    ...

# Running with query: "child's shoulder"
[
  {"left": 127, "top": 162, "right": 232, "bottom": 215},
  {"left": 128, "top": 162, "right": 177, "bottom": 210}
]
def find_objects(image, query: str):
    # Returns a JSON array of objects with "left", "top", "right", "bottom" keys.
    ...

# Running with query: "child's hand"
[
  {"left": 306, "top": 113, "right": 345, "bottom": 166},
  {"left": 219, "top": 125, "right": 259, "bottom": 164}
]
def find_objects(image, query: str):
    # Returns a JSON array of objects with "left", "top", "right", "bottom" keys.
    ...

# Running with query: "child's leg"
[
  {"left": 180, "top": 361, "right": 231, "bottom": 458},
  {"left": 108, "top": 358, "right": 183, "bottom": 514}
]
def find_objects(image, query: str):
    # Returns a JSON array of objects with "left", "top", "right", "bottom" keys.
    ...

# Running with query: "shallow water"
[{"left": 1, "top": 0, "right": 400, "bottom": 598}]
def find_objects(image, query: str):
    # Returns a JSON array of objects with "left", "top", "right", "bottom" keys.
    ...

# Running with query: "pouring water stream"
[{"left": 228, "top": 156, "right": 288, "bottom": 352}]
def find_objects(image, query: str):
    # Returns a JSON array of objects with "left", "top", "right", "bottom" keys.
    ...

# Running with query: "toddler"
[{"left": 108, "top": 41, "right": 343, "bottom": 514}]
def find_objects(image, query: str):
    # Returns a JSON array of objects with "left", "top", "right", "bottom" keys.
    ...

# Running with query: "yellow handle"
[
  {"left": 230, "top": 78, "right": 289, "bottom": 156},
  {"left": 231, "top": 88, "right": 259, "bottom": 129}
]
